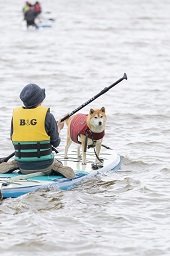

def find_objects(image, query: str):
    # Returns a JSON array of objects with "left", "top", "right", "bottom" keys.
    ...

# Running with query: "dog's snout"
[{"left": 98, "top": 121, "right": 102, "bottom": 126}]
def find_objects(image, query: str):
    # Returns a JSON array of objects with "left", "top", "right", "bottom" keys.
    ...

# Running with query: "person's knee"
[{"left": 0, "top": 161, "right": 19, "bottom": 173}]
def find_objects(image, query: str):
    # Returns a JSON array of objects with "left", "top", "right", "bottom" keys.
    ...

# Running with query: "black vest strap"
[
  {"left": 14, "top": 143, "right": 51, "bottom": 150},
  {"left": 18, "top": 143, "right": 21, "bottom": 158},
  {"left": 15, "top": 148, "right": 52, "bottom": 158},
  {"left": 37, "top": 142, "right": 41, "bottom": 158}
]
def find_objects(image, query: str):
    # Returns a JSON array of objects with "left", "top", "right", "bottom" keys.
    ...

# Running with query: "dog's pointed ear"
[
  {"left": 101, "top": 107, "right": 105, "bottom": 113},
  {"left": 90, "top": 109, "right": 94, "bottom": 115}
]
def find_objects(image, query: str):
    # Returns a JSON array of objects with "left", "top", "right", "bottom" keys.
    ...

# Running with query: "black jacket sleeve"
[{"left": 45, "top": 111, "right": 61, "bottom": 147}]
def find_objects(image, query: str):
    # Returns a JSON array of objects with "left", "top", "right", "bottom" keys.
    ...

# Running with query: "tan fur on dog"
[{"left": 64, "top": 107, "right": 107, "bottom": 165}]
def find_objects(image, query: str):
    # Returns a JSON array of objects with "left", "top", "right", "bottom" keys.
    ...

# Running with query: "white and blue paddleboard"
[{"left": 0, "top": 148, "right": 121, "bottom": 199}]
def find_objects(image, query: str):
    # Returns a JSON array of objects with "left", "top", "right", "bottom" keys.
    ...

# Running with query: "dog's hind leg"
[
  {"left": 77, "top": 145, "right": 81, "bottom": 160},
  {"left": 64, "top": 138, "right": 72, "bottom": 159},
  {"left": 81, "top": 138, "right": 87, "bottom": 165},
  {"left": 77, "top": 145, "right": 81, "bottom": 159}
]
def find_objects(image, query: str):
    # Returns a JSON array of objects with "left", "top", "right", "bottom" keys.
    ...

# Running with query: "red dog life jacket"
[{"left": 70, "top": 114, "right": 105, "bottom": 144}]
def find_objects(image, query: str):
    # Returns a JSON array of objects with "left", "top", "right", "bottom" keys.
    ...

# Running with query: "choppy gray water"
[{"left": 0, "top": 0, "right": 170, "bottom": 255}]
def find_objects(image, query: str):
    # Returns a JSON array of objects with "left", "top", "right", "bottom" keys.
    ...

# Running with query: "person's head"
[{"left": 20, "top": 83, "right": 46, "bottom": 108}]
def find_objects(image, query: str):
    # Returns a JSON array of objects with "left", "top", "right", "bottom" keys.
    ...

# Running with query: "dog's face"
[{"left": 88, "top": 107, "right": 107, "bottom": 128}]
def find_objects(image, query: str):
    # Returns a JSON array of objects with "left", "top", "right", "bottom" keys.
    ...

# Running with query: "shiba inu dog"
[{"left": 64, "top": 107, "right": 107, "bottom": 165}]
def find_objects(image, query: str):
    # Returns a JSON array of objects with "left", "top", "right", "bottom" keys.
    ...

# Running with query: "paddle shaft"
[
  {"left": 0, "top": 73, "right": 127, "bottom": 163},
  {"left": 0, "top": 152, "right": 15, "bottom": 163},
  {"left": 60, "top": 73, "right": 127, "bottom": 122}
]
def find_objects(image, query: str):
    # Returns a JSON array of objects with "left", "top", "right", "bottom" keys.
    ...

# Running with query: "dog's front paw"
[
  {"left": 64, "top": 156, "right": 68, "bottom": 159},
  {"left": 82, "top": 162, "right": 87, "bottom": 165}
]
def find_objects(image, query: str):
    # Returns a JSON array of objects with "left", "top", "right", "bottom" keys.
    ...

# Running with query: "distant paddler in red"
[{"left": 34, "top": 1, "right": 42, "bottom": 17}]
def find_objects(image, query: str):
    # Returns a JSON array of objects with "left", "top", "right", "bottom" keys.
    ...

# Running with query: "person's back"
[
  {"left": 24, "top": 7, "right": 38, "bottom": 28},
  {"left": 25, "top": 8, "right": 37, "bottom": 21}
]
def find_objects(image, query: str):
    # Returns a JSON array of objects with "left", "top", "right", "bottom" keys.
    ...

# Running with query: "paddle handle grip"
[{"left": 61, "top": 73, "right": 127, "bottom": 122}]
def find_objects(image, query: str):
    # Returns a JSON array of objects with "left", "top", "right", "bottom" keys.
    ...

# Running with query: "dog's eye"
[{"left": 94, "top": 116, "right": 97, "bottom": 119}]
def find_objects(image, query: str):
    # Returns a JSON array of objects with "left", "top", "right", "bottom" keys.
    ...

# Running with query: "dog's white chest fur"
[{"left": 77, "top": 136, "right": 93, "bottom": 145}]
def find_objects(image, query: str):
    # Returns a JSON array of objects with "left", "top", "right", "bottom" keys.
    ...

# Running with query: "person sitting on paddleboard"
[{"left": 0, "top": 84, "right": 75, "bottom": 179}]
